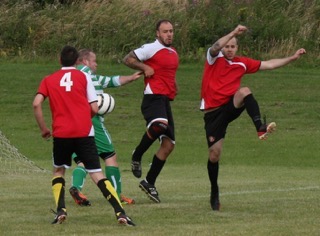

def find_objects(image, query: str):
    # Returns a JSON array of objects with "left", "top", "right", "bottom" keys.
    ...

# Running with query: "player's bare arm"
[
  {"left": 210, "top": 24, "right": 248, "bottom": 57},
  {"left": 119, "top": 71, "right": 143, "bottom": 85},
  {"left": 260, "top": 48, "right": 306, "bottom": 70},
  {"left": 33, "top": 94, "right": 51, "bottom": 139},
  {"left": 123, "top": 51, "right": 154, "bottom": 77},
  {"left": 90, "top": 101, "right": 98, "bottom": 117}
]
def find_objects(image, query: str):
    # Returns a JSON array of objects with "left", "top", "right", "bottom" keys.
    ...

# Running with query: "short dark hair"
[
  {"left": 60, "top": 45, "right": 78, "bottom": 67},
  {"left": 155, "top": 19, "right": 173, "bottom": 31}
]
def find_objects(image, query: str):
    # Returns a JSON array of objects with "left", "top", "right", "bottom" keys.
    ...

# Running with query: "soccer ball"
[{"left": 97, "top": 93, "right": 115, "bottom": 115}]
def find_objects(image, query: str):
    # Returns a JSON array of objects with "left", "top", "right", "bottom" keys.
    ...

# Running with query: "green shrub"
[{"left": 0, "top": 0, "right": 319, "bottom": 66}]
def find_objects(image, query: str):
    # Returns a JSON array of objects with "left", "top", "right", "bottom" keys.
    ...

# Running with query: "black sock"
[
  {"left": 207, "top": 160, "right": 219, "bottom": 194},
  {"left": 244, "top": 94, "right": 262, "bottom": 131},
  {"left": 97, "top": 178, "right": 124, "bottom": 214},
  {"left": 146, "top": 155, "right": 166, "bottom": 185},
  {"left": 132, "top": 132, "right": 156, "bottom": 162},
  {"left": 52, "top": 176, "right": 66, "bottom": 211}
]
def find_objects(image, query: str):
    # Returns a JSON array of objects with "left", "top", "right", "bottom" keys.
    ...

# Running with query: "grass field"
[{"left": 0, "top": 61, "right": 319, "bottom": 235}]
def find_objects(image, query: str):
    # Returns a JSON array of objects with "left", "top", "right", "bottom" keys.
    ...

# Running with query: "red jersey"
[
  {"left": 37, "top": 67, "right": 98, "bottom": 138},
  {"left": 200, "top": 50, "right": 261, "bottom": 110},
  {"left": 134, "top": 39, "right": 179, "bottom": 100}
]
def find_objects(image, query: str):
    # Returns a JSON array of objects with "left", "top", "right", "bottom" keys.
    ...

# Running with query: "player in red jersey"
[
  {"left": 33, "top": 45, "right": 135, "bottom": 226},
  {"left": 200, "top": 25, "right": 306, "bottom": 211},
  {"left": 123, "top": 19, "right": 179, "bottom": 203}
]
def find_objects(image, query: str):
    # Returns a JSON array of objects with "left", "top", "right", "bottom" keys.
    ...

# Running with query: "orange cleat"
[
  {"left": 69, "top": 187, "right": 91, "bottom": 206},
  {"left": 120, "top": 194, "right": 135, "bottom": 205}
]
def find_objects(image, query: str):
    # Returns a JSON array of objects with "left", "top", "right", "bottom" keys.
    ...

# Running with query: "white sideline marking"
[{"left": 221, "top": 186, "right": 320, "bottom": 196}]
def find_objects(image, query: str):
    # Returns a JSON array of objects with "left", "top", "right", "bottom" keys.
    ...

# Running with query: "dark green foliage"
[{"left": 0, "top": 0, "right": 319, "bottom": 64}]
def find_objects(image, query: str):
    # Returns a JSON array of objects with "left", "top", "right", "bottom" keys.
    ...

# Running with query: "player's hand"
[
  {"left": 233, "top": 24, "right": 248, "bottom": 36},
  {"left": 295, "top": 48, "right": 306, "bottom": 58},
  {"left": 143, "top": 65, "right": 154, "bottom": 78},
  {"left": 41, "top": 128, "right": 51, "bottom": 140},
  {"left": 131, "top": 71, "right": 143, "bottom": 81}
]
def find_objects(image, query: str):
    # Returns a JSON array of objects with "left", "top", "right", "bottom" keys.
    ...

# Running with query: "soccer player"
[
  {"left": 200, "top": 25, "right": 306, "bottom": 210},
  {"left": 33, "top": 45, "right": 135, "bottom": 226},
  {"left": 69, "top": 49, "right": 141, "bottom": 206},
  {"left": 123, "top": 19, "right": 179, "bottom": 203}
]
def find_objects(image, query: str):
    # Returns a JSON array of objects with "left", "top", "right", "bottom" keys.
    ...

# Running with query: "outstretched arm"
[
  {"left": 260, "top": 48, "right": 306, "bottom": 70},
  {"left": 209, "top": 24, "right": 248, "bottom": 57},
  {"left": 98, "top": 71, "right": 142, "bottom": 88},
  {"left": 119, "top": 71, "right": 143, "bottom": 85},
  {"left": 123, "top": 51, "right": 154, "bottom": 77}
]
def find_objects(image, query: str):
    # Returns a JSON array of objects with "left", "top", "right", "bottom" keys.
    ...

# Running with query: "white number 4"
[{"left": 60, "top": 72, "right": 73, "bottom": 92}]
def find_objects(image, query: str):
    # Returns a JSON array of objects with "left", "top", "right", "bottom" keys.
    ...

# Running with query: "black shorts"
[
  {"left": 204, "top": 97, "right": 245, "bottom": 147},
  {"left": 53, "top": 137, "right": 101, "bottom": 172},
  {"left": 141, "top": 94, "right": 175, "bottom": 142}
]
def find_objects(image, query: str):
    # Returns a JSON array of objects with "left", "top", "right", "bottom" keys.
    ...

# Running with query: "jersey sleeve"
[
  {"left": 85, "top": 73, "right": 98, "bottom": 103},
  {"left": 242, "top": 57, "right": 261, "bottom": 73},
  {"left": 37, "top": 77, "right": 49, "bottom": 97},
  {"left": 97, "top": 74, "right": 121, "bottom": 88},
  {"left": 134, "top": 45, "right": 149, "bottom": 62},
  {"left": 207, "top": 49, "right": 223, "bottom": 65},
  {"left": 134, "top": 39, "right": 171, "bottom": 63},
  {"left": 134, "top": 41, "right": 159, "bottom": 61}
]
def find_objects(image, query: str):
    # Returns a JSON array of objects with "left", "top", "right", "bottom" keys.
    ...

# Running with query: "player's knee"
[
  {"left": 147, "top": 121, "right": 168, "bottom": 140},
  {"left": 209, "top": 148, "right": 221, "bottom": 163},
  {"left": 168, "top": 142, "right": 175, "bottom": 153},
  {"left": 239, "top": 87, "right": 251, "bottom": 96},
  {"left": 208, "top": 142, "right": 221, "bottom": 163},
  {"left": 162, "top": 142, "right": 175, "bottom": 157}
]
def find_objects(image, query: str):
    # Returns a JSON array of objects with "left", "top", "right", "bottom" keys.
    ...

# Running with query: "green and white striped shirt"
[{"left": 77, "top": 65, "right": 121, "bottom": 95}]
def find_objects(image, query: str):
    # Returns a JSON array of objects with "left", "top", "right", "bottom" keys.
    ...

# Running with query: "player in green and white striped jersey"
[{"left": 69, "top": 49, "right": 141, "bottom": 206}]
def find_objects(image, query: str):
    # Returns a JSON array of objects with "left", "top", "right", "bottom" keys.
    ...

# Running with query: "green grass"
[{"left": 0, "top": 62, "right": 319, "bottom": 235}]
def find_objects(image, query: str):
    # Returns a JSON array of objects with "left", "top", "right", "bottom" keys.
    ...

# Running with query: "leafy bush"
[{"left": 0, "top": 0, "right": 319, "bottom": 66}]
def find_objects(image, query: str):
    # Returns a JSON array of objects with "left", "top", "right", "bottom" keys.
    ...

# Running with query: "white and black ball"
[{"left": 97, "top": 93, "right": 115, "bottom": 115}]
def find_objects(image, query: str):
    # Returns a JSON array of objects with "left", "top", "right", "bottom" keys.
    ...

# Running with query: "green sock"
[
  {"left": 71, "top": 166, "right": 87, "bottom": 191},
  {"left": 105, "top": 166, "right": 121, "bottom": 198}
]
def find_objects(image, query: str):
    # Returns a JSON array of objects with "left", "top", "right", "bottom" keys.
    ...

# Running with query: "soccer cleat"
[
  {"left": 210, "top": 192, "right": 220, "bottom": 211},
  {"left": 258, "top": 116, "right": 276, "bottom": 140},
  {"left": 69, "top": 187, "right": 91, "bottom": 206},
  {"left": 51, "top": 208, "right": 67, "bottom": 224},
  {"left": 121, "top": 194, "right": 135, "bottom": 205},
  {"left": 131, "top": 160, "right": 142, "bottom": 178},
  {"left": 258, "top": 122, "right": 276, "bottom": 140},
  {"left": 139, "top": 180, "right": 160, "bottom": 203},
  {"left": 116, "top": 213, "right": 136, "bottom": 226}
]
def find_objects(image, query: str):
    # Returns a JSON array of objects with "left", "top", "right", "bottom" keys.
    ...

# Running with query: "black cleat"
[
  {"left": 131, "top": 161, "right": 142, "bottom": 178},
  {"left": 51, "top": 208, "right": 67, "bottom": 224},
  {"left": 139, "top": 180, "right": 160, "bottom": 203},
  {"left": 210, "top": 192, "right": 220, "bottom": 211},
  {"left": 116, "top": 213, "right": 136, "bottom": 226}
]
